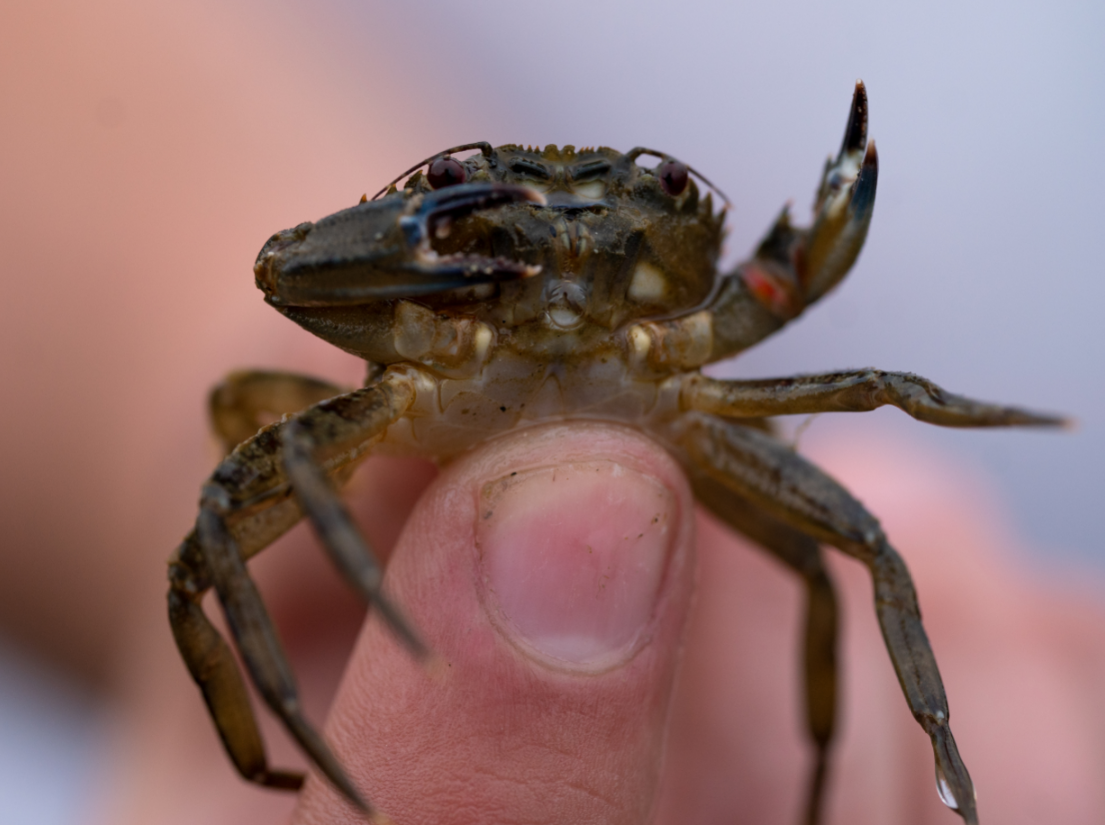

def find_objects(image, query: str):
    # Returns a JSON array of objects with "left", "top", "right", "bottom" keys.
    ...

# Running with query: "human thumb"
[{"left": 291, "top": 422, "right": 698, "bottom": 825}]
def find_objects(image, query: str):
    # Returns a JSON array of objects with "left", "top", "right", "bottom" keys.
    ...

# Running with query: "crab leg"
[
  {"left": 168, "top": 369, "right": 422, "bottom": 818},
  {"left": 282, "top": 422, "right": 429, "bottom": 659},
  {"left": 208, "top": 369, "right": 349, "bottom": 454},
  {"left": 167, "top": 580, "right": 304, "bottom": 790},
  {"left": 683, "top": 371, "right": 1067, "bottom": 428},
  {"left": 198, "top": 507, "right": 375, "bottom": 810},
  {"left": 692, "top": 469, "right": 839, "bottom": 825},
  {"left": 681, "top": 414, "right": 979, "bottom": 825}
]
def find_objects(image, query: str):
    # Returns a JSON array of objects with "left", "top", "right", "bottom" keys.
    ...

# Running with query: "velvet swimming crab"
[{"left": 167, "top": 82, "right": 1063, "bottom": 825}]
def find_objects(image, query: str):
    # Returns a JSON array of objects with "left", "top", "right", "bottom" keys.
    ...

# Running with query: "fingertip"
[{"left": 293, "top": 422, "right": 697, "bottom": 825}]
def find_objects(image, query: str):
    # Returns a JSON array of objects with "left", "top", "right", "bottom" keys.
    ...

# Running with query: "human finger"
[{"left": 291, "top": 422, "right": 698, "bottom": 825}]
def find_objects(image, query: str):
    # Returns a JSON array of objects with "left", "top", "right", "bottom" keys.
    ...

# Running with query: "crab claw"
[
  {"left": 400, "top": 182, "right": 546, "bottom": 288},
  {"left": 801, "top": 80, "right": 879, "bottom": 303},
  {"left": 256, "top": 182, "right": 544, "bottom": 306},
  {"left": 400, "top": 182, "right": 546, "bottom": 248}
]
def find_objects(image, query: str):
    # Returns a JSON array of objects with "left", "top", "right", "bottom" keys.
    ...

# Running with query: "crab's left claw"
[
  {"left": 738, "top": 81, "right": 878, "bottom": 319},
  {"left": 802, "top": 81, "right": 879, "bottom": 303},
  {"left": 256, "top": 183, "right": 545, "bottom": 306}
]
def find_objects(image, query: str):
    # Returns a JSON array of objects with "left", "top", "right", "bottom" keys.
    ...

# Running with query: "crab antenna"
[
  {"left": 370, "top": 142, "right": 494, "bottom": 201},
  {"left": 624, "top": 146, "right": 732, "bottom": 206}
]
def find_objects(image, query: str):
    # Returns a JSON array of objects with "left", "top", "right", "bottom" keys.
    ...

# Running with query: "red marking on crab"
[{"left": 740, "top": 263, "right": 801, "bottom": 319}]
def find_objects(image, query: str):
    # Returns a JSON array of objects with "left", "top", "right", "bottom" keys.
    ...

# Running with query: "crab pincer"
[
  {"left": 737, "top": 81, "right": 879, "bottom": 319},
  {"left": 802, "top": 80, "right": 879, "bottom": 303},
  {"left": 255, "top": 182, "right": 544, "bottom": 306}
]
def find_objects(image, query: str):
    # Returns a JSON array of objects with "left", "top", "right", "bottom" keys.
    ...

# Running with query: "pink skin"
[{"left": 293, "top": 424, "right": 697, "bottom": 825}]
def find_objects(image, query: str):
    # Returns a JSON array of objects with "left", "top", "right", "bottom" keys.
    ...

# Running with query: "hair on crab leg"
[{"left": 682, "top": 414, "right": 979, "bottom": 825}]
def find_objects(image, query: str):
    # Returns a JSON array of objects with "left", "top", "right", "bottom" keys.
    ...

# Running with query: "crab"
[{"left": 167, "top": 81, "right": 1064, "bottom": 825}]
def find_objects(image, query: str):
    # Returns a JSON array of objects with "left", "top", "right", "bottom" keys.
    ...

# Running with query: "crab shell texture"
[{"left": 255, "top": 144, "right": 736, "bottom": 459}]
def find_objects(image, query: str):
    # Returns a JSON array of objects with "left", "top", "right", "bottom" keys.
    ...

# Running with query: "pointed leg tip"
[{"left": 1011, "top": 409, "right": 1070, "bottom": 429}]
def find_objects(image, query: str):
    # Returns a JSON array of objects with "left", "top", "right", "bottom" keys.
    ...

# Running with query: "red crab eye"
[
  {"left": 427, "top": 157, "right": 467, "bottom": 189},
  {"left": 657, "top": 159, "right": 689, "bottom": 196}
]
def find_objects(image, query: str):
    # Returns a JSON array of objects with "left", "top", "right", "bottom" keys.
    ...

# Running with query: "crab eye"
[
  {"left": 427, "top": 157, "right": 467, "bottom": 189},
  {"left": 657, "top": 159, "right": 689, "bottom": 196}
]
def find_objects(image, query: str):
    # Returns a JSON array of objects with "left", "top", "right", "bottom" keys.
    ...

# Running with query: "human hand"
[
  {"left": 291, "top": 422, "right": 696, "bottom": 824},
  {"left": 288, "top": 428, "right": 1105, "bottom": 825},
  {"left": 101, "top": 423, "right": 1105, "bottom": 825}
]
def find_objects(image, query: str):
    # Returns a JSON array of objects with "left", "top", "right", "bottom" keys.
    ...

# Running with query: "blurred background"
[{"left": 1, "top": 0, "right": 1101, "bottom": 821}]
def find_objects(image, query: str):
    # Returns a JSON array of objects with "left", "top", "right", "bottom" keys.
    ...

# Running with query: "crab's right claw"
[
  {"left": 256, "top": 183, "right": 545, "bottom": 306},
  {"left": 801, "top": 80, "right": 879, "bottom": 303}
]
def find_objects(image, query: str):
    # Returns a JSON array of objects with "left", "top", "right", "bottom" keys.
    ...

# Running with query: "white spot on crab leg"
[
  {"left": 627, "top": 325, "right": 651, "bottom": 369},
  {"left": 473, "top": 323, "right": 493, "bottom": 363},
  {"left": 628, "top": 262, "right": 668, "bottom": 302}
]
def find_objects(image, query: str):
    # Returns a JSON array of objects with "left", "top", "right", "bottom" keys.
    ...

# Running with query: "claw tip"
[
  {"left": 842, "top": 81, "right": 869, "bottom": 154},
  {"left": 864, "top": 139, "right": 878, "bottom": 168}
]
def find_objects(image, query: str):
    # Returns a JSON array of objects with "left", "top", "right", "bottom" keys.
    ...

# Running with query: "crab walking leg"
[
  {"left": 684, "top": 372, "right": 1067, "bottom": 428},
  {"left": 693, "top": 470, "right": 839, "bottom": 825},
  {"left": 168, "top": 370, "right": 419, "bottom": 816},
  {"left": 197, "top": 508, "right": 377, "bottom": 813},
  {"left": 209, "top": 369, "right": 349, "bottom": 454},
  {"left": 681, "top": 414, "right": 979, "bottom": 825},
  {"left": 282, "top": 423, "right": 429, "bottom": 659},
  {"left": 167, "top": 581, "right": 304, "bottom": 790}
]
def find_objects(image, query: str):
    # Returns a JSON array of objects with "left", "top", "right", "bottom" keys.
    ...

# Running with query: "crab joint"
[
  {"left": 393, "top": 301, "right": 495, "bottom": 377},
  {"left": 626, "top": 311, "right": 713, "bottom": 373}
]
